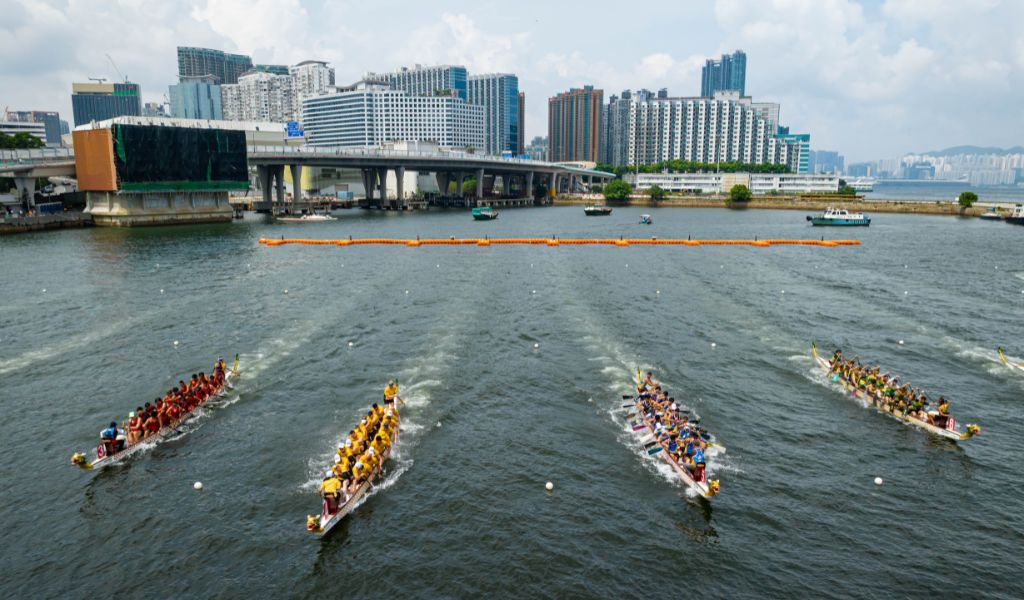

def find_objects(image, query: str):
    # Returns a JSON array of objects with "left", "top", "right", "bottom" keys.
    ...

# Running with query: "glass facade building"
[
  {"left": 375, "top": 65, "right": 469, "bottom": 100},
  {"left": 177, "top": 47, "right": 254, "bottom": 84},
  {"left": 169, "top": 76, "right": 223, "bottom": 120},
  {"left": 71, "top": 82, "right": 142, "bottom": 126},
  {"left": 467, "top": 73, "right": 519, "bottom": 156},
  {"left": 701, "top": 50, "right": 747, "bottom": 97}
]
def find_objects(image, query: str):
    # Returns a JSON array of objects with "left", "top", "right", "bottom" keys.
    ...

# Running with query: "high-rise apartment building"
[
  {"left": 701, "top": 50, "right": 747, "bottom": 97},
  {"left": 253, "top": 64, "right": 289, "bottom": 76},
  {"left": 518, "top": 92, "right": 525, "bottom": 155},
  {"left": 775, "top": 129, "right": 811, "bottom": 173},
  {"left": 526, "top": 136, "right": 548, "bottom": 162},
  {"left": 221, "top": 71, "right": 295, "bottom": 122},
  {"left": 372, "top": 64, "right": 469, "bottom": 100},
  {"left": 811, "top": 150, "right": 845, "bottom": 174},
  {"left": 602, "top": 90, "right": 799, "bottom": 170},
  {"left": 548, "top": 86, "right": 604, "bottom": 163},
  {"left": 71, "top": 82, "right": 142, "bottom": 126},
  {"left": 467, "top": 73, "right": 519, "bottom": 156},
  {"left": 177, "top": 47, "right": 253, "bottom": 84},
  {"left": 302, "top": 82, "right": 484, "bottom": 149},
  {"left": 4, "top": 110, "right": 63, "bottom": 146},
  {"left": 169, "top": 75, "right": 223, "bottom": 120},
  {"left": 289, "top": 60, "right": 335, "bottom": 122}
]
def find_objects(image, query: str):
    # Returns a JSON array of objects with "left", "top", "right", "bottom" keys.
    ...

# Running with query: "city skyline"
[{"left": 2, "top": 0, "right": 1023, "bottom": 161}]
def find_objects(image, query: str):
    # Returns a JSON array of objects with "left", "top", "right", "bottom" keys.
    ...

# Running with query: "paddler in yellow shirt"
[
  {"left": 383, "top": 380, "right": 399, "bottom": 406},
  {"left": 319, "top": 470, "right": 342, "bottom": 514}
]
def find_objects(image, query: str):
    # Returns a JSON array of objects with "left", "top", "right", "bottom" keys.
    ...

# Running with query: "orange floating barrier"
[{"left": 259, "top": 238, "right": 861, "bottom": 248}]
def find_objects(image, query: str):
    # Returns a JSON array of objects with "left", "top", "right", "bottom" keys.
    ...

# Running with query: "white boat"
[
  {"left": 806, "top": 207, "right": 870, "bottom": 226},
  {"left": 277, "top": 213, "right": 336, "bottom": 223},
  {"left": 811, "top": 344, "right": 979, "bottom": 441},
  {"left": 71, "top": 358, "right": 239, "bottom": 470},
  {"left": 847, "top": 177, "right": 875, "bottom": 192},
  {"left": 308, "top": 418, "right": 399, "bottom": 538},
  {"left": 1007, "top": 205, "right": 1024, "bottom": 226},
  {"left": 979, "top": 208, "right": 1002, "bottom": 221}
]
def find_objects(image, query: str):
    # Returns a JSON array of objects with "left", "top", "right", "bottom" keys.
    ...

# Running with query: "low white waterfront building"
[{"left": 627, "top": 171, "right": 839, "bottom": 194}]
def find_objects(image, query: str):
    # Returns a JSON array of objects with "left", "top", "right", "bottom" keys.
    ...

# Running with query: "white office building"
[
  {"left": 222, "top": 70, "right": 295, "bottom": 123},
  {"left": 604, "top": 90, "right": 797, "bottom": 170},
  {"left": 289, "top": 60, "right": 335, "bottom": 122},
  {"left": 302, "top": 82, "right": 485, "bottom": 150},
  {"left": 366, "top": 64, "right": 469, "bottom": 100},
  {"left": 628, "top": 171, "right": 839, "bottom": 194}
]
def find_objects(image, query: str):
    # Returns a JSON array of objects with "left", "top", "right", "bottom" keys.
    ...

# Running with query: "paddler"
[
  {"left": 931, "top": 397, "right": 951, "bottom": 427},
  {"left": 383, "top": 380, "right": 399, "bottom": 406},
  {"left": 691, "top": 448, "right": 707, "bottom": 482},
  {"left": 127, "top": 410, "right": 143, "bottom": 445},
  {"left": 643, "top": 371, "right": 655, "bottom": 389},
  {"left": 100, "top": 421, "right": 125, "bottom": 455},
  {"left": 320, "top": 470, "right": 342, "bottom": 514}
]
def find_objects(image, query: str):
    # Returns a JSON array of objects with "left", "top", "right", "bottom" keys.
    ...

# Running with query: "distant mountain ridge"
[{"left": 914, "top": 145, "right": 1024, "bottom": 157}]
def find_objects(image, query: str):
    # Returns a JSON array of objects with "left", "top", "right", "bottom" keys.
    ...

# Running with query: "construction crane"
[
  {"left": 105, "top": 53, "right": 126, "bottom": 83},
  {"left": 88, "top": 77, "right": 107, "bottom": 84}
]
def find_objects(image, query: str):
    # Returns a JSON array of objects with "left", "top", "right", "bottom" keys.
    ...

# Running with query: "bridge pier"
[
  {"left": 273, "top": 166, "right": 286, "bottom": 213},
  {"left": 526, "top": 171, "right": 534, "bottom": 200},
  {"left": 396, "top": 166, "right": 405, "bottom": 209},
  {"left": 289, "top": 164, "right": 303, "bottom": 204},
  {"left": 436, "top": 172, "right": 450, "bottom": 197},
  {"left": 376, "top": 168, "right": 387, "bottom": 209},
  {"left": 476, "top": 168, "right": 484, "bottom": 200},
  {"left": 457, "top": 172, "right": 465, "bottom": 200},
  {"left": 13, "top": 175, "right": 36, "bottom": 210}
]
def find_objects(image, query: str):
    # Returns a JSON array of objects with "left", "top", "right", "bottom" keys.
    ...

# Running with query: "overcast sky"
[{"left": 3, "top": 0, "right": 1022, "bottom": 161}]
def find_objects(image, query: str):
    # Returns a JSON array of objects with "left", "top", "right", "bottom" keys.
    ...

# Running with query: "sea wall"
[
  {"left": 0, "top": 213, "right": 94, "bottom": 235},
  {"left": 553, "top": 195, "right": 1012, "bottom": 217}
]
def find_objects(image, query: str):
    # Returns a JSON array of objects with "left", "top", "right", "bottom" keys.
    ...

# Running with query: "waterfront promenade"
[{"left": 553, "top": 195, "right": 1020, "bottom": 217}]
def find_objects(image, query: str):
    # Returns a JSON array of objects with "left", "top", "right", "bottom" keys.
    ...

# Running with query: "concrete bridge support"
[
  {"left": 526, "top": 171, "right": 535, "bottom": 199},
  {"left": 475, "top": 168, "right": 484, "bottom": 199},
  {"left": 289, "top": 164, "right": 303, "bottom": 203},
  {"left": 376, "top": 168, "right": 387, "bottom": 208},
  {"left": 457, "top": 172, "right": 465, "bottom": 198},
  {"left": 13, "top": 176, "right": 36, "bottom": 209},
  {"left": 436, "top": 172, "right": 450, "bottom": 196},
  {"left": 273, "top": 166, "right": 286, "bottom": 211},
  {"left": 396, "top": 166, "right": 406, "bottom": 209}
]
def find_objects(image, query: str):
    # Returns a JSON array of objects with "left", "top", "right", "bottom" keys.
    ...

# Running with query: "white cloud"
[{"left": 395, "top": 13, "right": 529, "bottom": 74}]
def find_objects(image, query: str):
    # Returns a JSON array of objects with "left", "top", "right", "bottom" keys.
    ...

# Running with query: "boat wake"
[{"left": 0, "top": 314, "right": 145, "bottom": 376}]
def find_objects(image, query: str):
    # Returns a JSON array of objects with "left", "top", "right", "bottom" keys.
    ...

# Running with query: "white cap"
[
  {"left": 368, "top": 447, "right": 375, "bottom": 456},
  {"left": 335, "top": 455, "right": 341, "bottom": 463},
  {"left": 324, "top": 470, "right": 333, "bottom": 478},
  {"left": 355, "top": 461, "right": 363, "bottom": 469},
  {"left": 345, "top": 439, "right": 352, "bottom": 447},
  {"left": 361, "top": 418, "right": 367, "bottom": 425},
  {"left": 386, "top": 409, "right": 393, "bottom": 416}
]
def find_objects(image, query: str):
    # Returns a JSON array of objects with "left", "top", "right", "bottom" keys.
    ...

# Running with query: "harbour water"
[{"left": 2, "top": 207, "right": 1023, "bottom": 598}]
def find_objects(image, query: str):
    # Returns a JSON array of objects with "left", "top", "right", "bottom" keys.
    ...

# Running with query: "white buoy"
[
  {"left": 545, "top": 481, "right": 554, "bottom": 491},
  {"left": 534, "top": 343, "right": 540, "bottom": 349},
  {"left": 348, "top": 341, "right": 354, "bottom": 347},
  {"left": 436, "top": 421, "right": 442, "bottom": 428},
  {"left": 194, "top": 481, "right": 203, "bottom": 490},
  {"left": 625, "top": 264, "right": 628, "bottom": 268},
  {"left": 247, "top": 263, "right": 250, "bottom": 269},
  {"left": 436, "top": 264, "right": 440, "bottom": 268},
  {"left": 160, "top": 289, "right": 164, "bottom": 294},
  {"left": 711, "top": 342, "right": 717, "bottom": 348},
  {"left": 656, "top": 290, "right": 660, "bottom": 294},
  {"left": 156, "top": 263, "right": 160, "bottom": 268},
  {"left": 898, "top": 340, "right": 904, "bottom": 345},
  {"left": 904, "top": 291, "right": 908, "bottom": 295},
  {"left": 283, "top": 289, "right": 288, "bottom": 294},
  {"left": 781, "top": 290, "right": 785, "bottom": 294},
  {"left": 874, "top": 477, "right": 883, "bottom": 486},
  {"left": 173, "top": 340, "right": 179, "bottom": 346},
  {"left": 532, "top": 290, "right": 536, "bottom": 294},
  {"left": 41, "top": 288, "right": 46, "bottom": 293},
  {"left": 404, "top": 290, "right": 409, "bottom": 294}
]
